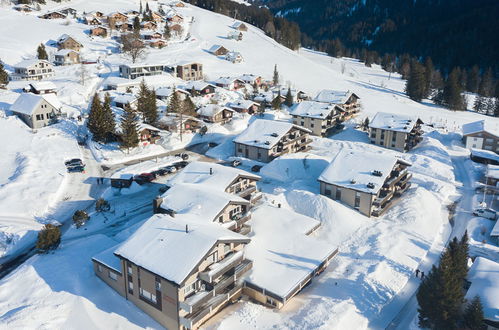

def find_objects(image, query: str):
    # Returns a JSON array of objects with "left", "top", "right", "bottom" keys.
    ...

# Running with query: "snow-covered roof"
[
  {"left": 245, "top": 205, "right": 336, "bottom": 300},
  {"left": 181, "top": 81, "right": 216, "bottom": 91},
  {"left": 234, "top": 119, "right": 310, "bottom": 149},
  {"left": 227, "top": 100, "right": 258, "bottom": 110},
  {"left": 253, "top": 92, "right": 274, "bottom": 103},
  {"left": 214, "top": 77, "right": 243, "bottom": 86},
  {"left": 57, "top": 34, "right": 81, "bottom": 45},
  {"left": 232, "top": 22, "right": 246, "bottom": 29},
  {"left": 159, "top": 183, "right": 249, "bottom": 221},
  {"left": 103, "top": 76, "right": 139, "bottom": 88},
  {"left": 314, "top": 90, "right": 357, "bottom": 104},
  {"left": 92, "top": 245, "right": 122, "bottom": 273},
  {"left": 208, "top": 44, "right": 225, "bottom": 53},
  {"left": 113, "top": 93, "right": 137, "bottom": 104},
  {"left": 492, "top": 219, "right": 499, "bottom": 237},
  {"left": 138, "top": 122, "right": 160, "bottom": 132},
  {"left": 167, "top": 161, "right": 260, "bottom": 191},
  {"left": 239, "top": 74, "right": 260, "bottom": 84},
  {"left": 55, "top": 49, "right": 78, "bottom": 56},
  {"left": 155, "top": 87, "right": 189, "bottom": 98},
  {"left": 369, "top": 112, "right": 419, "bottom": 133},
  {"left": 29, "top": 81, "right": 57, "bottom": 91},
  {"left": 13, "top": 59, "right": 51, "bottom": 69},
  {"left": 119, "top": 62, "right": 167, "bottom": 69},
  {"left": 110, "top": 172, "right": 134, "bottom": 180},
  {"left": 197, "top": 104, "right": 232, "bottom": 117},
  {"left": 462, "top": 120, "right": 499, "bottom": 138},
  {"left": 470, "top": 148, "right": 499, "bottom": 163},
  {"left": 10, "top": 93, "right": 61, "bottom": 115},
  {"left": 114, "top": 214, "right": 250, "bottom": 285},
  {"left": 318, "top": 149, "right": 410, "bottom": 194},
  {"left": 465, "top": 257, "right": 499, "bottom": 322},
  {"left": 486, "top": 164, "right": 499, "bottom": 180},
  {"left": 290, "top": 101, "right": 336, "bottom": 119}
]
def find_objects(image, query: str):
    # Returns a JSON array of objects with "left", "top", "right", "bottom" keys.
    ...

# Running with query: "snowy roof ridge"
[
  {"left": 465, "top": 257, "right": 499, "bottom": 322},
  {"left": 197, "top": 104, "right": 232, "bottom": 117},
  {"left": 369, "top": 112, "right": 418, "bottom": 133},
  {"left": 314, "top": 89, "right": 357, "bottom": 104},
  {"left": 114, "top": 214, "right": 250, "bottom": 285},
  {"left": 289, "top": 100, "right": 335, "bottom": 119},
  {"left": 462, "top": 120, "right": 499, "bottom": 138},
  {"left": 10, "top": 93, "right": 61, "bottom": 115}
]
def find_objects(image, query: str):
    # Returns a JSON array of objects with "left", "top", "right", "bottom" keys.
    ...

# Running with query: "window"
[
  {"left": 324, "top": 188, "right": 331, "bottom": 196},
  {"left": 36, "top": 114, "right": 44, "bottom": 121},
  {"left": 140, "top": 288, "right": 157, "bottom": 303},
  {"left": 485, "top": 145, "right": 492, "bottom": 150},
  {"left": 311, "top": 124, "right": 314, "bottom": 128},
  {"left": 266, "top": 297, "right": 277, "bottom": 307},
  {"left": 219, "top": 215, "right": 223, "bottom": 223},
  {"left": 370, "top": 132, "right": 376, "bottom": 138},
  {"left": 392, "top": 133, "right": 397, "bottom": 142},
  {"left": 335, "top": 188, "right": 341, "bottom": 200},
  {"left": 354, "top": 192, "right": 361, "bottom": 209},
  {"left": 109, "top": 271, "right": 118, "bottom": 281},
  {"left": 128, "top": 281, "right": 134, "bottom": 294},
  {"left": 238, "top": 148, "right": 242, "bottom": 153},
  {"left": 183, "top": 282, "right": 196, "bottom": 296},
  {"left": 127, "top": 264, "right": 133, "bottom": 275},
  {"left": 486, "top": 138, "right": 494, "bottom": 143},
  {"left": 301, "top": 121, "right": 304, "bottom": 126},
  {"left": 97, "top": 265, "right": 103, "bottom": 272}
]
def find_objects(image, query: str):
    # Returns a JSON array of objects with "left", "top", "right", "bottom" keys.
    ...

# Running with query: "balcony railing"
[
  {"left": 199, "top": 251, "right": 244, "bottom": 283},
  {"left": 235, "top": 185, "right": 256, "bottom": 198}
]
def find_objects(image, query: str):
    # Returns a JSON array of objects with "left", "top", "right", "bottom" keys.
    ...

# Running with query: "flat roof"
[
  {"left": 290, "top": 100, "right": 335, "bottom": 119},
  {"left": 245, "top": 205, "right": 336, "bottom": 300},
  {"left": 369, "top": 112, "right": 418, "bottom": 133},
  {"left": 465, "top": 257, "right": 499, "bottom": 322},
  {"left": 314, "top": 90, "right": 357, "bottom": 104},
  {"left": 114, "top": 214, "right": 249, "bottom": 285},
  {"left": 318, "top": 149, "right": 409, "bottom": 194},
  {"left": 234, "top": 119, "right": 310, "bottom": 150}
]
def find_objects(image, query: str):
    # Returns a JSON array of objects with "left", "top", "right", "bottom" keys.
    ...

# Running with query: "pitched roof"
[
  {"left": 167, "top": 161, "right": 260, "bottom": 191},
  {"left": 314, "top": 90, "right": 358, "bottom": 104},
  {"left": 465, "top": 257, "right": 499, "bottom": 322},
  {"left": 114, "top": 214, "right": 249, "bottom": 285},
  {"left": 92, "top": 244, "right": 122, "bottom": 273},
  {"left": 486, "top": 164, "right": 499, "bottom": 180},
  {"left": 462, "top": 120, "right": 499, "bottom": 137},
  {"left": 234, "top": 119, "right": 310, "bottom": 149},
  {"left": 29, "top": 81, "right": 57, "bottom": 91},
  {"left": 318, "top": 149, "right": 410, "bottom": 194},
  {"left": 10, "top": 93, "right": 61, "bottom": 115},
  {"left": 470, "top": 148, "right": 499, "bottom": 163},
  {"left": 290, "top": 101, "right": 336, "bottom": 119},
  {"left": 227, "top": 100, "right": 259, "bottom": 110},
  {"left": 181, "top": 81, "right": 216, "bottom": 91},
  {"left": 55, "top": 49, "right": 78, "bottom": 56},
  {"left": 197, "top": 104, "right": 232, "bottom": 117},
  {"left": 369, "top": 112, "right": 419, "bottom": 133},
  {"left": 113, "top": 93, "right": 137, "bottom": 105},
  {"left": 208, "top": 44, "right": 226, "bottom": 53},
  {"left": 57, "top": 34, "right": 82, "bottom": 45},
  {"left": 159, "top": 183, "right": 249, "bottom": 221},
  {"left": 13, "top": 59, "right": 51, "bottom": 69}
]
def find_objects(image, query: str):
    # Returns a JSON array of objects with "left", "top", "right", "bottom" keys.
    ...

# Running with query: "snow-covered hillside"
[{"left": 0, "top": 0, "right": 497, "bottom": 329}]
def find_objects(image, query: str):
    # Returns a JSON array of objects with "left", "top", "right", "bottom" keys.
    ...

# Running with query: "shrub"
[
  {"left": 73, "top": 210, "right": 89, "bottom": 228},
  {"left": 95, "top": 198, "right": 110, "bottom": 212},
  {"left": 36, "top": 224, "right": 61, "bottom": 252}
]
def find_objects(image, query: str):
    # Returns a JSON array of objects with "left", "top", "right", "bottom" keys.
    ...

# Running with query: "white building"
[
  {"left": 119, "top": 63, "right": 168, "bottom": 80},
  {"left": 289, "top": 101, "right": 338, "bottom": 136},
  {"left": 10, "top": 93, "right": 62, "bottom": 129},
  {"left": 11, "top": 59, "right": 55, "bottom": 81}
]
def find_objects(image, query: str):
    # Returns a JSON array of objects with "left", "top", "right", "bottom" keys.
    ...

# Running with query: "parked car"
[
  {"left": 175, "top": 153, "right": 189, "bottom": 160},
  {"left": 165, "top": 166, "right": 177, "bottom": 173},
  {"left": 473, "top": 208, "right": 497, "bottom": 220},
  {"left": 208, "top": 142, "right": 218, "bottom": 148},
  {"left": 134, "top": 173, "right": 156, "bottom": 184},
  {"left": 159, "top": 185, "right": 170, "bottom": 193},
  {"left": 231, "top": 160, "right": 241, "bottom": 167},
  {"left": 173, "top": 161, "right": 189, "bottom": 169},
  {"left": 67, "top": 165, "right": 85, "bottom": 173},
  {"left": 152, "top": 168, "right": 168, "bottom": 176},
  {"left": 251, "top": 165, "right": 263, "bottom": 172},
  {"left": 65, "top": 158, "right": 84, "bottom": 167}
]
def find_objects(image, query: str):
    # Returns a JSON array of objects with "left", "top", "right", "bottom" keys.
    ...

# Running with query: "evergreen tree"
[
  {"left": 139, "top": 0, "right": 143, "bottom": 14},
  {"left": 272, "top": 91, "right": 282, "bottom": 110},
  {"left": 436, "top": 249, "right": 464, "bottom": 329},
  {"left": 133, "top": 16, "right": 141, "bottom": 34},
  {"left": 406, "top": 60, "right": 427, "bottom": 102},
  {"left": 273, "top": 64, "right": 279, "bottom": 85},
  {"left": 145, "top": 2, "right": 150, "bottom": 13},
  {"left": 0, "top": 60, "right": 8, "bottom": 87},
  {"left": 443, "top": 68, "right": 466, "bottom": 110},
  {"left": 120, "top": 104, "right": 140, "bottom": 152},
  {"left": 72, "top": 210, "right": 89, "bottom": 228},
  {"left": 137, "top": 81, "right": 157, "bottom": 124},
  {"left": 474, "top": 95, "right": 486, "bottom": 113},
  {"left": 87, "top": 94, "right": 107, "bottom": 143},
  {"left": 363, "top": 117, "right": 370, "bottom": 130},
  {"left": 163, "top": 24, "right": 171, "bottom": 40},
  {"left": 36, "top": 224, "right": 61, "bottom": 252},
  {"left": 102, "top": 93, "right": 116, "bottom": 140},
  {"left": 168, "top": 87, "right": 182, "bottom": 113},
  {"left": 467, "top": 65, "right": 480, "bottom": 93},
  {"left": 485, "top": 97, "right": 496, "bottom": 116},
  {"left": 478, "top": 68, "right": 494, "bottom": 97},
  {"left": 37, "top": 43, "right": 48, "bottom": 60},
  {"left": 417, "top": 265, "right": 441, "bottom": 329},
  {"left": 182, "top": 95, "right": 197, "bottom": 116},
  {"left": 494, "top": 98, "right": 499, "bottom": 118},
  {"left": 424, "top": 57, "right": 434, "bottom": 97},
  {"left": 284, "top": 87, "right": 293, "bottom": 107},
  {"left": 463, "top": 296, "right": 484, "bottom": 330}
]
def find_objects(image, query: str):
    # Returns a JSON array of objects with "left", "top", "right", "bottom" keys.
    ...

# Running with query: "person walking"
[
  {"left": 415, "top": 269, "right": 420, "bottom": 278},
  {"left": 421, "top": 271, "right": 425, "bottom": 280}
]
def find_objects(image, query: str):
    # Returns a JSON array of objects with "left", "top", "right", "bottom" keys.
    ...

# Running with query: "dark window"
[
  {"left": 335, "top": 188, "right": 341, "bottom": 200},
  {"left": 325, "top": 189, "right": 331, "bottom": 196}
]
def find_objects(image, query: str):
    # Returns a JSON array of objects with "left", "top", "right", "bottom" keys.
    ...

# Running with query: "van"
[{"left": 472, "top": 208, "right": 497, "bottom": 220}]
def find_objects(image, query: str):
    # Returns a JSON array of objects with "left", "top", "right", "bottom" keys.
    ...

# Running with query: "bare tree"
[{"left": 121, "top": 33, "right": 146, "bottom": 63}]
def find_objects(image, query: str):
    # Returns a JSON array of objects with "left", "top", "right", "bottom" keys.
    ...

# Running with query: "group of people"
[
  {"left": 96, "top": 177, "right": 105, "bottom": 184},
  {"left": 415, "top": 268, "right": 425, "bottom": 279}
]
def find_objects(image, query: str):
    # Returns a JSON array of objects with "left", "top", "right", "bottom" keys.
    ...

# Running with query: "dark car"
[
  {"left": 208, "top": 142, "right": 218, "bottom": 148},
  {"left": 251, "top": 165, "right": 263, "bottom": 172},
  {"left": 175, "top": 153, "right": 189, "bottom": 160},
  {"left": 65, "top": 158, "right": 84, "bottom": 167},
  {"left": 231, "top": 160, "right": 241, "bottom": 167},
  {"left": 159, "top": 185, "right": 171, "bottom": 193},
  {"left": 173, "top": 161, "right": 189, "bottom": 169},
  {"left": 134, "top": 173, "right": 156, "bottom": 184},
  {"left": 152, "top": 168, "right": 168, "bottom": 176},
  {"left": 67, "top": 165, "right": 85, "bottom": 173}
]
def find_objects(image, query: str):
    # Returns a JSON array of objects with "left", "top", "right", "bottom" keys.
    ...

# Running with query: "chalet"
[
  {"left": 232, "top": 22, "right": 248, "bottom": 31},
  {"left": 57, "top": 34, "right": 83, "bottom": 51},
  {"left": 289, "top": 101, "right": 339, "bottom": 137},
  {"left": 462, "top": 120, "right": 499, "bottom": 153},
  {"left": 149, "top": 39, "right": 167, "bottom": 48},
  {"left": 39, "top": 11, "right": 67, "bottom": 19},
  {"left": 155, "top": 87, "right": 190, "bottom": 102},
  {"left": 167, "top": 161, "right": 261, "bottom": 204},
  {"left": 24, "top": 81, "right": 57, "bottom": 95},
  {"left": 151, "top": 12, "right": 164, "bottom": 23},
  {"left": 10, "top": 93, "right": 62, "bottom": 129},
  {"left": 167, "top": 13, "right": 184, "bottom": 23},
  {"left": 138, "top": 123, "right": 161, "bottom": 145},
  {"left": 227, "top": 100, "right": 259, "bottom": 114},
  {"left": 11, "top": 59, "right": 55, "bottom": 81},
  {"left": 85, "top": 16, "right": 102, "bottom": 25},
  {"left": 140, "top": 21, "right": 157, "bottom": 30},
  {"left": 274, "top": 87, "right": 308, "bottom": 104},
  {"left": 213, "top": 77, "right": 245, "bottom": 91},
  {"left": 54, "top": 49, "right": 80, "bottom": 66},
  {"left": 175, "top": 62, "right": 203, "bottom": 81},
  {"left": 208, "top": 44, "right": 229, "bottom": 56},
  {"left": 14, "top": 4, "right": 35, "bottom": 12},
  {"left": 169, "top": 23, "right": 183, "bottom": 35},
  {"left": 88, "top": 11, "right": 104, "bottom": 18},
  {"left": 107, "top": 12, "right": 128, "bottom": 23},
  {"left": 113, "top": 94, "right": 138, "bottom": 109},
  {"left": 369, "top": 112, "right": 423, "bottom": 152},
  {"left": 90, "top": 26, "right": 107, "bottom": 37},
  {"left": 227, "top": 31, "right": 243, "bottom": 41},
  {"left": 103, "top": 77, "right": 140, "bottom": 93},
  {"left": 470, "top": 148, "right": 499, "bottom": 165},
  {"left": 173, "top": 1, "right": 186, "bottom": 7},
  {"left": 110, "top": 173, "right": 134, "bottom": 188},
  {"left": 59, "top": 8, "right": 77, "bottom": 16},
  {"left": 253, "top": 91, "right": 278, "bottom": 107},
  {"left": 119, "top": 63, "right": 167, "bottom": 80},
  {"left": 197, "top": 104, "right": 234, "bottom": 124},
  {"left": 239, "top": 74, "right": 262, "bottom": 87},
  {"left": 142, "top": 31, "right": 163, "bottom": 40},
  {"left": 234, "top": 119, "right": 312, "bottom": 163},
  {"left": 182, "top": 81, "right": 216, "bottom": 97},
  {"left": 160, "top": 114, "right": 203, "bottom": 134},
  {"left": 226, "top": 51, "right": 243, "bottom": 63},
  {"left": 314, "top": 90, "right": 360, "bottom": 120},
  {"left": 92, "top": 215, "right": 251, "bottom": 330},
  {"left": 318, "top": 149, "right": 412, "bottom": 217},
  {"left": 116, "top": 22, "right": 134, "bottom": 32}
]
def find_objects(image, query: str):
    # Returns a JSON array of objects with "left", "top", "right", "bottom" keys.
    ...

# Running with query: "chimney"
[
  {"left": 185, "top": 224, "right": 189, "bottom": 233},
  {"left": 209, "top": 167, "right": 213, "bottom": 175},
  {"left": 152, "top": 196, "right": 163, "bottom": 214}
]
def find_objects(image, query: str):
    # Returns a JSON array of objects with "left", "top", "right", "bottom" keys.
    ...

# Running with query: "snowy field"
[{"left": 0, "top": 0, "right": 498, "bottom": 329}]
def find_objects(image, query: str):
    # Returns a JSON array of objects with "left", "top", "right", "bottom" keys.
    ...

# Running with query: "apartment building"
[
  {"left": 314, "top": 90, "right": 360, "bottom": 120},
  {"left": 119, "top": 63, "right": 167, "bottom": 79},
  {"left": 462, "top": 120, "right": 499, "bottom": 153},
  {"left": 11, "top": 59, "right": 55, "bottom": 81},
  {"left": 176, "top": 62, "right": 203, "bottom": 81},
  {"left": 290, "top": 100, "right": 339, "bottom": 136},
  {"left": 369, "top": 112, "right": 423, "bottom": 152},
  {"left": 318, "top": 149, "right": 412, "bottom": 217},
  {"left": 234, "top": 119, "right": 312, "bottom": 163}
]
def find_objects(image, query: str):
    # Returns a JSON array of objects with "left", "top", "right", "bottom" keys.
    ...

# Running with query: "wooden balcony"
[{"left": 199, "top": 251, "right": 244, "bottom": 283}]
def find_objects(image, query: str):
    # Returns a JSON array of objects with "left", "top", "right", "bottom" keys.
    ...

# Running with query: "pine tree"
[
  {"left": 424, "top": 57, "right": 434, "bottom": 98},
  {"left": 417, "top": 265, "right": 441, "bottom": 329},
  {"left": 272, "top": 91, "right": 282, "bottom": 110},
  {"left": 37, "top": 43, "right": 48, "bottom": 60},
  {"left": 485, "top": 97, "right": 495, "bottom": 116},
  {"left": 273, "top": 64, "right": 279, "bottom": 86},
  {"left": 102, "top": 93, "right": 116, "bottom": 140},
  {"left": 168, "top": 87, "right": 182, "bottom": 113},
  {"left": 164, "top": 24, "right": 171, "bottom": 40},
  {"left": 137, "top": 81, "right": 157, "bottom": 124},
  {"left": 182, "top": 95, "right": 196, "bottom": 117},
  {"left": 145, "top": 2, "right": 150, "bottom": 13},
  {"left": 284, "top": 87, "right": 293, "bottom": 107},
  {"left": 467, "top": 66, "right": 480, "bottom": 93},
  {"left": 133, "top": 16, "right": 141, "bottom": 34},
  {"left": 120, "top": 104, "right": 139, "bottom": 152},
  {"left": 0, "top": 60, "right": 8, "bottom": 87},
  {"left": 36, "top": 224, "right": 61, "bottom": 252},
  {"left": 443, "top": 68, "right": 466, "bottom": 110},
  {"left": 87, "top": 94, "right": 107, "bottom": 142},
  {"left": 72, "top": 210, "right": 89, "bottom": 228},
  {"left": 363, "top": 117, "right": 370, "bottom": 130},
  {"left": 436, "top": 249, "right": 464, "bottom": 329},
  {"left": 474, "top": 95, "right": 486, "bottom": 113},
  {"left": 406, "top": 60, "right": 426, "bottom": 102},
  {"left": 478, "top": 68, "right": 493, "bottom": 97},
  {"left": 139, "top": 0, "right": 143, "bottom": 14},
  {"left": 494, "top": 98, "right": 499, "bottom": 118},
  {"left": 463, "top": 296, "right": 484, "bottom": 330}
]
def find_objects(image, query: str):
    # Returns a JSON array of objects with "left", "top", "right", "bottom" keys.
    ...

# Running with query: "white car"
[{"left": 473, "top": 208, "right": 497, "bottom": 220}]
